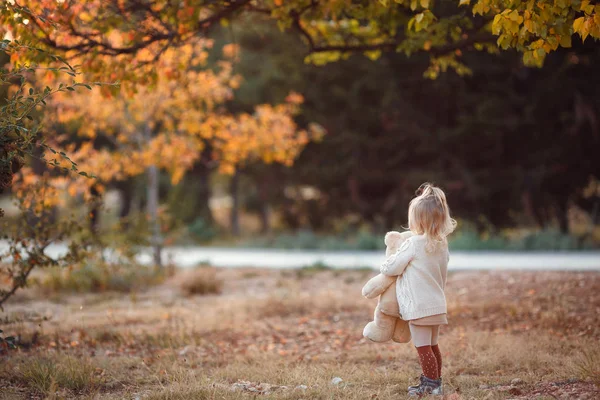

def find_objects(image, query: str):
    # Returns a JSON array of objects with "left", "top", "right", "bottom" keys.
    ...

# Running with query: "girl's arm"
[{"left": 380, "top": 238, "right": 415, "bottom": 276}]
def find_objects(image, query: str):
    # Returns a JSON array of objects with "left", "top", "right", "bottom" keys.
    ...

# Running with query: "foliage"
[
  {"left": 188, "top": 217, "right": 219, "bottom": 243},
  {"left": 215, "top": 17, "right": 600, "bottom": 235},
  {"left": 37, "top": 260, "right": 167, "bottom": 295},
  {"left": 238, "top": 227, "right": 596, "bottom": 251},
  {"left": 0, "top": 28, "right": 110, "bottom": 307},
  {"left": 0, "top": 40, "right": 94, "bottom": 212},
  {"left": 0, "top": 177, "right": 91, "bottom": 310},
  {"left": 3, "top": 1, "right": 600, "bottom": 79}
]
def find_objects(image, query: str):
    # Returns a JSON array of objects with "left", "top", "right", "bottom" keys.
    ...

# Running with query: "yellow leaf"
[
  {"left": 420, "top": 0, "right": 430, "bottom": 8},
  {"left": 559, "top": 34, "right": 572, "bottom": 48},
  {"left": 423, "top": 40, "right": 432, "bottom": 50},
  {"left": 573, "top": 16, "right": 585, "bottom": 33},
  {"left": 508, "top": 10, "right": 521, "bottom": 22},
  {"left": 458, "top": 0, "right": 470, "bottom": 6}
]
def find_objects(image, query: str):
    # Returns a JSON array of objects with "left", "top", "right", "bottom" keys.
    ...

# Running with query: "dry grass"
[
  {"left": 572, "top": 347, "right": 600, "bottom": 385},
  {"left": 0, "top": 269, "right": 599, "bottom": 399},
  {"left": 9, "top": 354, "right": 100, "bottom": 396},
  {"left": 179, "top": 267, "right": 224, "bottom": 296}
]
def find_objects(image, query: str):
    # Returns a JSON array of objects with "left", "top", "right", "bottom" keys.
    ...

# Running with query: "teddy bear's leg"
[
  {"left": 378, "top": 281, "right": 399, "bottom": 317},
  {"left": 391, "top": 318, "right": 411, "bottom": 343},
  {"left": 363, "top": 304, "right": 396, "bottom": 343}
]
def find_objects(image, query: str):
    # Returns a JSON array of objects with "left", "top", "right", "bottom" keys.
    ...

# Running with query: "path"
[
  {"left": 2, "top": 242, "right": 599, "bottom": 270},
  {"left": 142, "top": 247, "right": 600, "bottom": 271}
]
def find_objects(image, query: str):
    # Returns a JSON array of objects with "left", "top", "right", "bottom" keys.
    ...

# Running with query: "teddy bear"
[{"left": 362, "top": 230, "right": 413, "bottom": 343}]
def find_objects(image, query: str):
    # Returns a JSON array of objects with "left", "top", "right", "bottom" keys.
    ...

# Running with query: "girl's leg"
[
  {"left": 409, "top": 324, "right": 439, "bottom": 380},
  {"left": 416, "top": 346, "right": 439, "bottom": 380},
  {"left": 431, "top": 345, "right": 442, "bottom": 378},
  {"left": 431, "top": 326, "right": 442, "bottom": 378}
]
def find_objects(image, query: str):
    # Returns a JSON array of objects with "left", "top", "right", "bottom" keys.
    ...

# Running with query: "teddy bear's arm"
[{"left": 380, "top": 238, "right": 415, "bottom": 276}]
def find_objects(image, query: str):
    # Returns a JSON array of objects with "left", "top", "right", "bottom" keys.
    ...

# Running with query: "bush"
[
  {"left": 188, "top": 217, "right": 218, "bottom": 243},
  {"left": 512, "top": 230, "right": 582, "bottom": 251},
  {"left": 239, "top": 228, "right": 598, "bottom": 251},
  {"left": 180, "top": 267, "right": 223, "bottom": 296},
  {"left": 354, "top": 231, "right": 384, "bottom": 251},
  {"left": 37, "top": 259, "right": 167, "bottom": 294},
  {"left": 295, "top": 261, "right": 332, "bottom": 279},
  {"left": 449, "top": 230, "right": 508, "bottom": 251}
]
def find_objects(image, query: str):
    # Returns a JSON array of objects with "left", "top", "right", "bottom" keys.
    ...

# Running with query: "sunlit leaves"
[
  {"left": 41, "top": 40, "right": 322, "bottom": 201},
  {"left": 472, "top": 0, "right": 600, "bottom": 66}
]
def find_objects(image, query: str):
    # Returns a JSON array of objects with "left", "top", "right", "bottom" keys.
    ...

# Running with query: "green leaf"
[{"left": 28, "top": 88, "right": 33, "bottom": 95}]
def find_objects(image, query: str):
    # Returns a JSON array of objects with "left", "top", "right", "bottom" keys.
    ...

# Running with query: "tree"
[
  {"left": 208, "top": 15, "right": 600, "bottom": 235},
  {"left": 3, "top": 1, "right": 599, "bottom": 80},
  {"left": 0, "top": 39, "right": 97, "bottom": 309},
  {"left": 36, "top": 39, "right": 322, "bottom": 265}
]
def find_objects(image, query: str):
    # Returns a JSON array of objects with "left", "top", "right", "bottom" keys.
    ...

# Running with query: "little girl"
[{"left": 380, "top": 183, "right": 456, "bottom": 396}]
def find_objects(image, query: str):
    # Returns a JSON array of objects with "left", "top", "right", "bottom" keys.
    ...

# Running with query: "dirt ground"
[{"left": 1, "top": 268, "right": 599, "bottom": 399}]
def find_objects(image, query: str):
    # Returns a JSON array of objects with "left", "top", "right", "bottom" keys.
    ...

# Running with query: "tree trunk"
[
  {"left": 115, "top": 179, "right": 133, "bottom": 230},
  {"left": 89, "top": 183, "right": 102, "bottom": 235},
  {"left": 147, "top": 164, "right": 162, "bottom": 267},
  {"left": 192, "top": 161, "right": 214, "bottom": 225},
  {"left": 557, "top": 200, "right": 570, "bottom": 234},
  {"left": 258, "top": 179, "right": 270, "bottom": 234},
  {"left": 230, "top": 171, "right": 240, "bottom": 237}
]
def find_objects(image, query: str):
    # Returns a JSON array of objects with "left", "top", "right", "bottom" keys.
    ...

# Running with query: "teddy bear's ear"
[{"left": 384, "top": 231, "right": 402, "bottom": 247}]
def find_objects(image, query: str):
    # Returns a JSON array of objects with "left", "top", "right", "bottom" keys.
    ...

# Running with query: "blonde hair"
[{"left": 408, "top": 183, "right": 457, "bottom": 251}]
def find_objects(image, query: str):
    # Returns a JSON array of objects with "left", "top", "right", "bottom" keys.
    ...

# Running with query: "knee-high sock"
[
  {"left": 416, "top": 345, "right": 439, "bottom": 380},
  {"left": 431, "top": 344, "right": 442, "bottom": 378}
]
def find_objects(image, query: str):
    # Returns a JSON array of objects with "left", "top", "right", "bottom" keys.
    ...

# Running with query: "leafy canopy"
[{"left": 2, "top": 1, "right": 599, "bottom": 78}]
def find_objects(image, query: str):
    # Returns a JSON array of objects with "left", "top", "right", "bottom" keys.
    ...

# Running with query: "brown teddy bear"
[{"left": 362, "top": 230, "right": 413, "bottom": 343}]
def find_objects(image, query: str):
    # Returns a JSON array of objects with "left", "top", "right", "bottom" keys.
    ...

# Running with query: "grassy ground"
[{"left": 1, "top": 267, "right": 599, "bottom": 399}]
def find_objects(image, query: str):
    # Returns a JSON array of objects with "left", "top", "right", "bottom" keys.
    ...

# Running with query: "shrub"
[
  {"left": 180, "top": 267, "right": 223, "bottom": 296},
  {"left": 354, "top": 231, "right": 384, "bottom": 251},
  {"left": 37, "top": 258, "right": 167, "bottom": 294},
  {"left": 188, "top": 217, "right": 218, "bottom": 243},
  {"left": 295, "top": 261, "right": 332, "bottom": 279}
]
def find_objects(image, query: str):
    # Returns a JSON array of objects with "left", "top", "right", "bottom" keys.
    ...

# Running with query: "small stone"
[
  {"left": 296, "top": 385, "right": 308, "bottom": 390},
  {"left": 179, "top": 345, "right": 191, "bottom": 356},
  {"left": 479, "top": 384, "right": 489, "bottom": 390},
  {"left": 331, "top": 377, "right": 343, "bottom": 385},
  {"left": 511, "top": 378, "right": 524, "bottom": 386}
]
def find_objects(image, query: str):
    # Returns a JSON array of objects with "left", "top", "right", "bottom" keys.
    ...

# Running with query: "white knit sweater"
[{"left": 380, "top": 235, "right": 449, "bottom": 321}]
